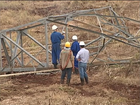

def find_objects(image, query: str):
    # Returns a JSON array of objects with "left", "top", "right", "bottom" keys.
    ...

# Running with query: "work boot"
[
  {"left": 80, "top": 78, "right": 84, "bottom": 85},
  {"left": 66, "top": 79, "right": 70, "bottom": 86},
  {"left": 85, "top": 77, "right": 88, "bottom": 84},
  {"left": 53, "top": 64, "right": 57, "bottom": 69},
  {"left": 60, "top": 79, "right": 64, "bottom": 84}
]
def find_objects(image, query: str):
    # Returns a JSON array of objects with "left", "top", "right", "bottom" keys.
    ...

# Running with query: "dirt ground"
[
  {"left": 0, "top": 65, "right": 140, "bottom": 105},
  {"left": 0, "top": 1, "right": 140, "bottom": 105}
]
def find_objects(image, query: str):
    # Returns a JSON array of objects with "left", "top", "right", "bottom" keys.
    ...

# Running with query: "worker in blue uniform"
[
  {"left": 51, "top": 25, "right": 65, "bottom": 69},
  {"left": 71, "top": 35, "right": 80, "bottom": 74}
]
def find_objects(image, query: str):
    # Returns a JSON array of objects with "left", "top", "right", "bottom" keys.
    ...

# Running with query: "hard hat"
[
  {"left": 52, "top": 25, "right": 58, "bottom": 30},
  {"left": 79, "top": 41, "right": 85, "bottom": 46},
  {"left": 65, "top": 42, "right": 71, "bottom": 48},
  {"left": 72, "top": 35, "right": 77, "bottom": 40}
]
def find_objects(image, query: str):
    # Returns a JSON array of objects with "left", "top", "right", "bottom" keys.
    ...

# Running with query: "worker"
[
  {"left": 71, "top": 35, "right": 80, "bottom": 74},
  {"left": 76, "top": 41, "right": 89, "bottom": 85},
  {"left": 50, "top": 25, "right": 65, "bottom": 69},
  {"left": 59, "top": 42, "right": 74, "bottom": 86}
]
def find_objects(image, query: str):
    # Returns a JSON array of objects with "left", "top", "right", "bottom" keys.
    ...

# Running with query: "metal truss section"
[{"left": 0, "top": 6, "right": 140, "bottom": 73}]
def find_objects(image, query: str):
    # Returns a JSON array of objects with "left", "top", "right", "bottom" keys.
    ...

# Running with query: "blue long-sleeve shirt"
[
  {"left": 51, "top": 31, "right": 64, "bottom": 44},
  {"left": 71, "top": 41, "right": 80, "bottom": 57}
]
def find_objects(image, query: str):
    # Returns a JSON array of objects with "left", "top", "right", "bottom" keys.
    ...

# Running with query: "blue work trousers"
[
  {"left": 74, "top": 57, "right": 78, "bottom": 68},
  {"left": 78, "top": 62, "right": 88, "bottom": 79},
  {"left": 61, "top": 68, "right": 72, "bottom": 80},
  {"left": 52, "top": 43, "right": 61, "bottom": 65}
]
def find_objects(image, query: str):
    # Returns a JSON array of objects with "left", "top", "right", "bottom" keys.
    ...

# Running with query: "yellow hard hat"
[{"left": 65, "top": 42, "right": 71, "bottom": 47}]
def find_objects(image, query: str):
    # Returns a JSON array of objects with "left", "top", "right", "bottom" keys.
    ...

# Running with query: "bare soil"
[{"left": 0, "top": 66, "right": 140, "bottom": 105}]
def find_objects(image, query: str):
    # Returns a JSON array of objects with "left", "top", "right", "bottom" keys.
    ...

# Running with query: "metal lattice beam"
[{"left": 0, "top": 6, "right": 140, "bottom": 73}]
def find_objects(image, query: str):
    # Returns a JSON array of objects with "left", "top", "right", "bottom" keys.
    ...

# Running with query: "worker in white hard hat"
[
  {"left": 51, "top": 25, "right": 65, "bottom": 69},
  {"left": 76, "top": 41, "right": 89, "bottom": 85},
  {"left": 71, "top": 35, "right": 80, "bottom": 74}
]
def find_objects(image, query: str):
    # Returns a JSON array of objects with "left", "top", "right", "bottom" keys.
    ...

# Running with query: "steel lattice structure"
[{"left": 0, "top": 6, "right": 140, "bottom": 73}]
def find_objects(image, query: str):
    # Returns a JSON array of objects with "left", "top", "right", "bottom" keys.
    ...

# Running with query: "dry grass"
[
  {"left": 0, "top": 64, "right": 140, "bottom": 105},
  {"left": 0, "top": 1, "right": 140, "bottom": 105}
]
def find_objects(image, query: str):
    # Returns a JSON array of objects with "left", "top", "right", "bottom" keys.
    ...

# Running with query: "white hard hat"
[
  {"left": 79, "top": 41, "right": 85, "bottom": 46},
  {"left": 52, "top": 25, "right": 58, "bottom": 30},
  {"left": 72, "top": 35, "right": 77, "bottom": 40}
]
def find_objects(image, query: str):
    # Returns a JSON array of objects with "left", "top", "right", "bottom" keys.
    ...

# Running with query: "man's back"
[
  {"left": 76, "top": 48, "right": 89, "bottom": 63},
  {"left": 51, "top": 31, "right": 64, "bottom": 44},
  {"left": 60, "top": 49, "right": 74, "bottom": 68},
  {"left": 71, "top": 41, "right": 80, "bottom": 56}
]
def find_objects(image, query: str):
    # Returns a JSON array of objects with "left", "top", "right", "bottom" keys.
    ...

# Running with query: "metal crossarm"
[{"left": 0, "top": 6, "right": 139, "bottom": 73}]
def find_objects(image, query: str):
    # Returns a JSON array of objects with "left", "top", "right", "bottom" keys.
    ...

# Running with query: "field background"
[{"left": 0, "top": 1, "right": 140, "bottom": 105}]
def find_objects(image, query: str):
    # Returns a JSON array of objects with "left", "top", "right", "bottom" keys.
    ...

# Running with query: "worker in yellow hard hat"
[{"left": 59, "top": 42, "right": 74, "bottom": 86}]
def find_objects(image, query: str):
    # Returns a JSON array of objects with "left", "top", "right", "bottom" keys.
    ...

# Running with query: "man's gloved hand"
[{"left": 62, "top": 31, "right": 65, "bottom": 34}]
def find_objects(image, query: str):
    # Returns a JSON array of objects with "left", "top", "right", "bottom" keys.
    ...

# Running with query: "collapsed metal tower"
[{"left": 0, "top": 6, "right": 140, "bottom": 73}]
